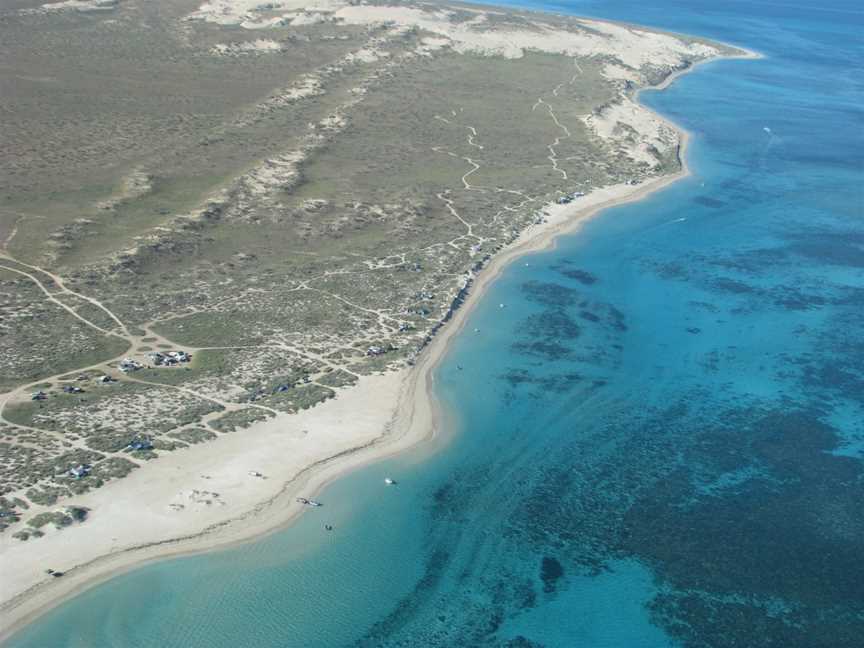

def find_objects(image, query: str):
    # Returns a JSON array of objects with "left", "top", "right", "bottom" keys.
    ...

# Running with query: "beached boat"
[{"left": 296, "top": 497, "right": 309, "bottom": 505}]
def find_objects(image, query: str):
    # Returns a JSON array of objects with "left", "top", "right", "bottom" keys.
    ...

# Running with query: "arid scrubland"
[{"left": 0, "top": 0, "right": 735, "bottom": 536}]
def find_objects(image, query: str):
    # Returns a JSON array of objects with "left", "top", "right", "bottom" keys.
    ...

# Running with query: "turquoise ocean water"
[{"left": 8, "top": 1, "right": 864, "bottom": 646}]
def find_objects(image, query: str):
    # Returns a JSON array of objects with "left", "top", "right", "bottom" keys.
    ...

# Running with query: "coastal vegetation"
[
  {"left": 0, "top": 1, "right": 752, "bottom": 641},
  {"left": 0, "top": 0, "right": 729, "bottom": 535}
]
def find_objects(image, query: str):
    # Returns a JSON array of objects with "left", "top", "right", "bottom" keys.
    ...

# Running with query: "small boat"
[
  {"left": 249, "top": 471, "right": 263, "bottom": 477},
  {"left": 307, "top": 500, "right": 322, "bottom": 507},
  {"left": 296, "top": 497, "right": 309, "bottom": 505},
  {"left": 385, "top": 478, "right": 396, "bottom": 485}
]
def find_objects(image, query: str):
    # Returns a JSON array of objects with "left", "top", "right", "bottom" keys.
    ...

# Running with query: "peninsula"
[{"left": 0, "top": 0, "right": 752, "bottom": 637}]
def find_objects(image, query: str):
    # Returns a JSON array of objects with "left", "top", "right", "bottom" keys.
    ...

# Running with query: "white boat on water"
[{"left": 385, "top": 478, "right": 396, "bottom": 485}]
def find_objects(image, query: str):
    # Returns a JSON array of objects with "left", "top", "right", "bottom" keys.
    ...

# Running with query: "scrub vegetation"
[{"left": 0, "top": 0, "right": 729, "bottom": 534}]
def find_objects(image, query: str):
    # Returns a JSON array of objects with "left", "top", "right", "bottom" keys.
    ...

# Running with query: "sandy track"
[{"left": 0, "top": 35, "right": 759, "bottom": 643}]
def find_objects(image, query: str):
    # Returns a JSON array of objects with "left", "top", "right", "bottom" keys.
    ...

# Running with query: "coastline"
[{"left": 0, "top": 46, "right": 759, "bottom": 644}]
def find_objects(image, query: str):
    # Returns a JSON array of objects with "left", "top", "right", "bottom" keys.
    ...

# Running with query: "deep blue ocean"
[{"left": 8, "top": 1, "right": 863, "bottom": 646}]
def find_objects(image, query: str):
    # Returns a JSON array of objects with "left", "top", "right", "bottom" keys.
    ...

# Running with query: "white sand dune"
[
  {"left": 0, "top": 3, "right": 758, "bottom": 636},
  {"left": 0, "top": 138, "right": 698, "bottom": 644},
  {"left": 187, "top": 0, "right": 719, "bottom": 67}
]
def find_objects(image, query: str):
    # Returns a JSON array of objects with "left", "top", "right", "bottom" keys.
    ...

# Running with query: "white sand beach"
[{"left": 0, "top": 31, "right": 758, "bottom": 643}]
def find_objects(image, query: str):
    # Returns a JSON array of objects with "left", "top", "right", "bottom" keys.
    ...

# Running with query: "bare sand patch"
[
  {"left": 22, "top": 0, "right": 118, "bottom": 14},
  {"left": 186, "top": 1, "right": 724, "bottom": 67}
]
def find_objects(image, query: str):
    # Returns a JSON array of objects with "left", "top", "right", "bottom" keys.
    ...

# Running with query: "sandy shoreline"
[{"left": 0, "top": 46, "right": 759, "bottom": 643}]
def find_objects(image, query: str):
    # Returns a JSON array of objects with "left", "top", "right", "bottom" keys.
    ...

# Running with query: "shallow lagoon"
[{"left": 9, "top": 0, "right": 864, "bottom": 646}]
